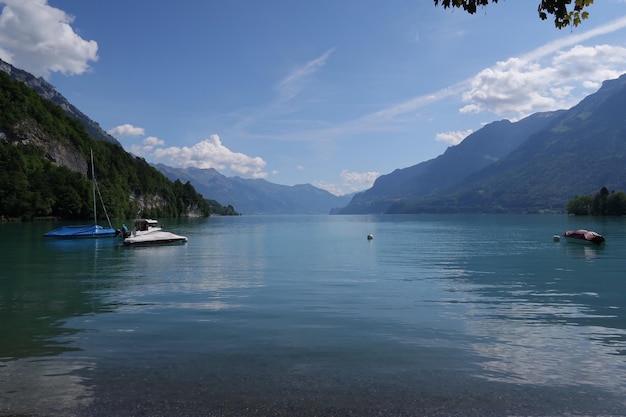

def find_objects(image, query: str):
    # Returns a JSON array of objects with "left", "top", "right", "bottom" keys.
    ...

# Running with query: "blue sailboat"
[{"left": 44, "top": 149, "right": 118, "bottom": 239}]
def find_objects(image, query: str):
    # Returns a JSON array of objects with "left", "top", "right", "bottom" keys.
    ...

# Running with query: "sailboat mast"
[{"left": 91, "top": 148, "right": 97, "bottom": 226}]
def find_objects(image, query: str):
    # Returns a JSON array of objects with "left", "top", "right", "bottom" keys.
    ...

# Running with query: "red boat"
[{"left": 563, "top": 229, "right": 605, "bottom": 244}]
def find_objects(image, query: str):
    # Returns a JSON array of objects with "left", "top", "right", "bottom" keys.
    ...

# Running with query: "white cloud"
[
  {"left": 231, "top": 17, "right": 626, "bottom": 145},
  {"left": 128, "top": 144, "right": 145, "bottom": 156},
  {"left": 0, "top": 0, "right": 98, "bottom": 77},
  {"left": 141, "top": 136, "right": 165, "bottom": 152},
  {"left": 152, "top": 134, "right": 268, "bottom": 178},
  {"left": 435, "top": 129, "right": 473, "bottom": 146},
  {"left": 457, "top": 16, "right": 626, "bottom": 120},
  {"left": 460, "top": 44, "right": 626, "bottom": 118},
  {"left": 143, "top": 136, "right": 164, "bottom": 147},
  {"left": 340, "top": 170, "right": 379, "bottom": 192},
  {"left": 314, "top": 169, "right": 380, "bottom": 196},
  {"left": 315, "top": 16, "right": 626, "bottom": 140},
  {"left": 274, "top": 48, "right": 335, "bottom": 102},
  {"left": 107, "top": 124, "right": 145, "bottom": 137},
  {"left": 312, "top": 181, "right": 345, "bottom": 196},
  {"left": 229, "top": 49, "right": 336, "bottom": 136}
]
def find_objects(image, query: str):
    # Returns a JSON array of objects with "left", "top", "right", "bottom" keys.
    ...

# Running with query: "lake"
[{"left": 1, "top": 214, "right": 625, "bottom": 416}]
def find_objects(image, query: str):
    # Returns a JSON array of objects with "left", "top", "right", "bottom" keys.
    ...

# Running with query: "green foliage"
[
  {"left": 206, "top": 200, "right": 239, "bottom": 216},
  {"left": 566, "top": 187, "right": 626, "bottom": 215},
  {"left": 434, "top": 0, "right": 593, "bottom": 29},
  {"left": 0, "top": 71, "right": 237, "bottom": 221},
  {"left": 566, "top": 195, "right": 593, "bottom": 215}
]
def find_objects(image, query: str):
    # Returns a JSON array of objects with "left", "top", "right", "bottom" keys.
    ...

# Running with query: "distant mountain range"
[
  {"left": 156, "top": 165, "right": 353, "bottom": 215},
  {"left": 339, "top": 74, "right": 626, "bottom": 214}
]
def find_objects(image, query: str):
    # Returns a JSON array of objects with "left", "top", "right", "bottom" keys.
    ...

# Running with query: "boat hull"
[
  {"left": 563, "top": 229, "right": 605, "bottom": 245},
  {"left": 44, "top": 225, "right": 118, "bottom": 238},
  {"left": 122, "top": 231, "right": 188, "bottom": 246}
]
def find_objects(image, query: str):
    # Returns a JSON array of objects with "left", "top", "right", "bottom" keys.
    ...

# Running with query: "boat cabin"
[{"left": 134, "top": 219, "right": 159, "bottom": 232}]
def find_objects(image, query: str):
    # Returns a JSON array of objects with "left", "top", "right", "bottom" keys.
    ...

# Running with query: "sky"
[{"left": 2, "top": 1, "right": 626, "bottom": 195}]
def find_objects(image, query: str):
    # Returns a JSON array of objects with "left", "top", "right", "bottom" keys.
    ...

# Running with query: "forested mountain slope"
[
  {"left": 340, "top": 111, "right": 562, "bottom": 214},
  {"left": 0, "top": 70, "right": 215, "bottom": 221},
  {"left": 340, "top": 74, "right": 626, "bottom": 214},
  {"left": 404, "top": 74, "right": 626, "bottom": 213},
  {"left": 1, "top": 58, "right": 119, "bottom": 146}
]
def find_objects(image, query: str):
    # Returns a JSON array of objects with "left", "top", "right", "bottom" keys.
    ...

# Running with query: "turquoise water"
[{"left": 1, "top": 214, "right": 626, "bottom": 416}]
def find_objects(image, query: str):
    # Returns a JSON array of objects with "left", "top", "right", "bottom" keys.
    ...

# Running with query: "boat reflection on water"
[
  {"left": 564, "top": 241, "right": 605, "bottom": 260},
  {"left": 43, "top": 236, "right": 119, "bottom": 252}
]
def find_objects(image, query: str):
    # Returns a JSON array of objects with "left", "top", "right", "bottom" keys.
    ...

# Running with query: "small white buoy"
[
  {"left": 367, "top": 233, "right": 373, "bottom": 240},
  {"left": 553, "top": 234, "right": 561, "bottom": 242}
]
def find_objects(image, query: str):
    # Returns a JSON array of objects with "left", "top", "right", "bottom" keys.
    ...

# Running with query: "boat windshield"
[{"left": 134, "top": 219, "right": 159, "bottom": 231}]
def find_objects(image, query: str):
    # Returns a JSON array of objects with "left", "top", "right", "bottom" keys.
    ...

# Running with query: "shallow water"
[{"left": 1, "top": 214, "right": 625, "bottom": 416}]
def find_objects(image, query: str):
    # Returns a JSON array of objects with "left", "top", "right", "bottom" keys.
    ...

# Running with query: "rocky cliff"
[{"left": 8, "top": 118, "right": 88, "bottom": 174}]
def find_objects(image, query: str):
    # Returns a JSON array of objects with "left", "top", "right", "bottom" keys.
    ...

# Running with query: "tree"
[
  {"left": 606, "top": 191, "right": 626, "bottom": 216},
  {"left": 592, "top": 186, "right": 609, "bottom": 215},
  {"left": 434, "top": 0, "right": 594, "bottom": 29},
  {"left": 566, "top": 187, "right": 626, "bottom": 216},
  {"left": 566, "top": 195, "right": 592, "bottom": 215}
]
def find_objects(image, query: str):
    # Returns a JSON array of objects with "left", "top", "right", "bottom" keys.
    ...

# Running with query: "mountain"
[
  {"left": 0, "top": 58, "right": 120, "bottom": 146},
  {"left": 0, "top": 63, "right": 216, "bottom": 221},
  {"left": 340, "top": 74, "right": 626, "bottom": 214},
  {"left": 341, "top": 111, "right": 563, "bottom": 214},
  {"left": 156, "top": 165, "right": 353, "bottom": 214}
]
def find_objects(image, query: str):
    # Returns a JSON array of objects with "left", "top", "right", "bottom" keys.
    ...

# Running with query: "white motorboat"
[{"left": 122, "top": 219, "right": 187, "bottom": 246}]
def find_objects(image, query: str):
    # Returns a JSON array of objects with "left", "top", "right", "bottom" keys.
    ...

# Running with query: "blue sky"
[{"left": 2, "top": 1, "right": 626, "bottom": 195}]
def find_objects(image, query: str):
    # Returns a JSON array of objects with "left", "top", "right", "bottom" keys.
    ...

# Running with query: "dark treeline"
[
  {"left": 566, "top": 187, "right": 626, "bottom": 216},
  {"left": 0, "top": 71, "right": 237, "bottom": 221}
]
